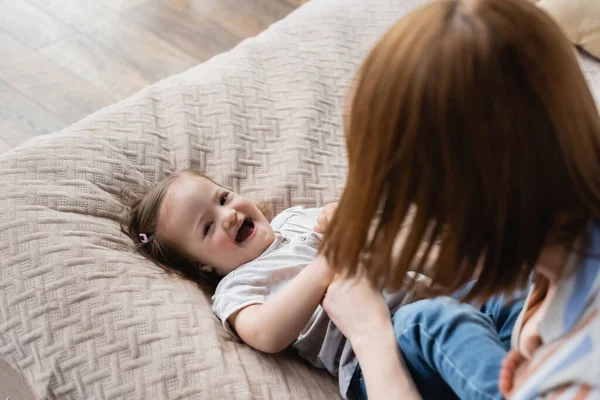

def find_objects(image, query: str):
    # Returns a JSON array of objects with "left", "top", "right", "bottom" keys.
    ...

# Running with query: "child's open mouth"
[{"left": 235, "top": 218, "right": 255, "bottom": 243}]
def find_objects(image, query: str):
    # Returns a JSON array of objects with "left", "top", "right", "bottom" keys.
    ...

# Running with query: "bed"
[{"left": 1, "top": 0, "right": 599, "bottom": 398}]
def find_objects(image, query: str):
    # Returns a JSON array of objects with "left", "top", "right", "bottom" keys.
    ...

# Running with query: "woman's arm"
[
  {"left": 352, "top": 323, "right": 420, "bottom": 400},
  {"left": 228, "top": 255, "right": 333, "bottom": 353},
  {"left": 322, "top": 274, "right": 422, "bottom": 400}
]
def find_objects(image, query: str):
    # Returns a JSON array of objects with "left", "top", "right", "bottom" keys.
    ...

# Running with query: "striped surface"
[{"left": 0, "top": 0, "right": 599, "bottom": 398}]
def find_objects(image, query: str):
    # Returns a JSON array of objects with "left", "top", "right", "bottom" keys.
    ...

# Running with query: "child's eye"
[
  {"left": 204, "top": 222, "right": 213, "bottom": 236},
  {"left": 220, "top": 193, "right": 228, "bottom": 205}
]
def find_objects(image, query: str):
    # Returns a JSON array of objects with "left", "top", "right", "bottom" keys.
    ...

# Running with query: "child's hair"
[
  {"left": 321, "top": 0, "right": 600, "bottom": 300},
  {"left": 121, "top": 169, "right": 271, "bottom": 294}
]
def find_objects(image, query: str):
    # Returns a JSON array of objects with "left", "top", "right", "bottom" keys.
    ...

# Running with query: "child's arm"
[{"left": 228, "top": 255, "right": 333, "bottom": 353}]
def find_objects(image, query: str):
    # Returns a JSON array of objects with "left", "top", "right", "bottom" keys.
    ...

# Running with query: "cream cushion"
[
  {"left": 1, "top": 0, "right": 600, "bottom": 399},
  {"left": 529, "top": 0, "right": 600, "bottom": 59},
  {"left": 0, "top": 0, "right": 425, "bottom": 398}
]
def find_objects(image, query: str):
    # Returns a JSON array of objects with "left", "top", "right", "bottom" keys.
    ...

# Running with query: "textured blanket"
[{"left": 1, "top": 0, "right": 599, "bottom": 398}]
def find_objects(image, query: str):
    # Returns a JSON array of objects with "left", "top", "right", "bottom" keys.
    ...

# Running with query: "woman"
[{"left": 320, "top": 0, "right": 600, "bottom": 398}]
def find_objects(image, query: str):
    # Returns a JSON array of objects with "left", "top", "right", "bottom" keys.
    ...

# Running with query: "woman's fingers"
[{"left": 322, "top": 273, "right": 391, "bottom": 343}]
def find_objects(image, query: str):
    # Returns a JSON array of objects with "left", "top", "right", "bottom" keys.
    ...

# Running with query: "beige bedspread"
[{"left": 1, "top": 0, "right": 599, "bottom": 398}]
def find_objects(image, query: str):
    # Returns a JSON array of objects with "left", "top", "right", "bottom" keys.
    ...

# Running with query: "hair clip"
[{"left": 139, "top": 233, "right": 151, "bottom": 244}]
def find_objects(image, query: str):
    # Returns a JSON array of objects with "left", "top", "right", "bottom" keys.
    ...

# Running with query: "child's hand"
[
  {"left": 499, "top": 349, "right": 528, "bottom": 398},
  {"left": 314, "top": 255, "right": 336, "bottom": 287},
  {"left": 314, "top": 202, "right": 339, "bottom": 234}
]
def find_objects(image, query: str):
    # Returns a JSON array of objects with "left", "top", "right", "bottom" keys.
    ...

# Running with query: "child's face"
[{"left": 159, "top": 175, "right": 275, "bottom": 276}]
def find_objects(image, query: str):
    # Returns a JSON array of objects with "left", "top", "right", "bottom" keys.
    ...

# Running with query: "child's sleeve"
[{"left": 212, "top": 270, "right": 269, "bottom": 339}]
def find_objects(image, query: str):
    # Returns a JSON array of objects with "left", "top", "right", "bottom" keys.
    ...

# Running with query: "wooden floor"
[{"left": 0, "top": 0, "right": 303, "bottom": 154}]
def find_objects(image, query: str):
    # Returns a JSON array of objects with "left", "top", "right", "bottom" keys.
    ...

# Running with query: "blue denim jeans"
[{"left": 349, "top": 287, "right": 526, "bottom": 400}]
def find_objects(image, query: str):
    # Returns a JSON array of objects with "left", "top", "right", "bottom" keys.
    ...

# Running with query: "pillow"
[
  {"left": 0, "top": 0, "right": 426, "bottom": 398},
  {"left": 1, "top": 0, "right": 599, "bottom": 398},
  {"left": 528, "top": 0, "right": 600, "bottom": 59}
]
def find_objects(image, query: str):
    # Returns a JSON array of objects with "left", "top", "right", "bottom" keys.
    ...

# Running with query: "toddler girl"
[{"left": 122, "top": 169, "right": 420, "bottom": 397}]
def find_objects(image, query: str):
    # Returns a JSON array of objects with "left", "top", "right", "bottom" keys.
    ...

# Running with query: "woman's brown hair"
[
  {"left": 121, "top": 169, "right": 271, "bottom": 294},
  {"left": 321, "top": 0, "right": 600, "bottom": 300}
]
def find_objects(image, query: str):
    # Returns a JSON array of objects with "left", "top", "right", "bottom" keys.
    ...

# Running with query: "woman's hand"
[
  {"left": 322, "top": 272, "right": 392, "bottom": 345},
  {"left": 322, "top": 272, "right": 422, "bottom": 400},
  {"left": 314, "top": 202, "right": 339, "bottom": 234}
]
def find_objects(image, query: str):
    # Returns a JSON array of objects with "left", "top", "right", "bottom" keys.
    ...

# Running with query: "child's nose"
[{"left": 222, "top": 208, "right": 237, "bottom": 229}]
